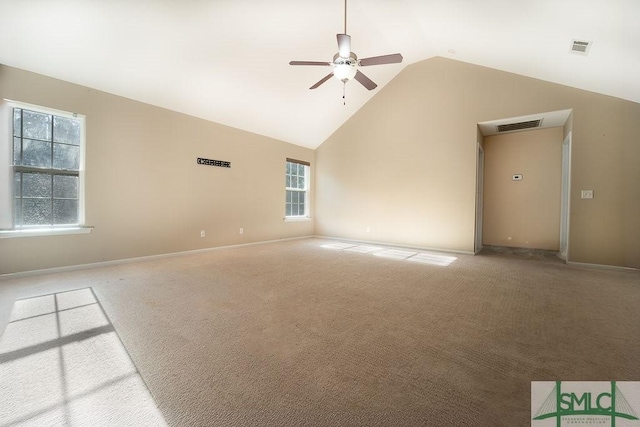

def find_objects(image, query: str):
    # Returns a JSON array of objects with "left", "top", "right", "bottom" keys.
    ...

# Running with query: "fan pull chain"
[{"left": 343, "top": 81, "right": 346, "bottom": 105}]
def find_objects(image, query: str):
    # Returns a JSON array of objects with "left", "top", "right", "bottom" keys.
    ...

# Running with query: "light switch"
[
  {"left": 512, "top": 174, "right": 523, "bottom": 181},
  {"left": 581, "top": 190, "right": 594, "bottom": 199}
]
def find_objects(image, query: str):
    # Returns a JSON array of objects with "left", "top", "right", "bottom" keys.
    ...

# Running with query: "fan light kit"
[{"left": 290, "top": 0, "right": 403, "bottom": 104}]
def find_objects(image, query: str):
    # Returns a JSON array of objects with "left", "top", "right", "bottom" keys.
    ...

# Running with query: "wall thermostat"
[{"left": 512, "top": 174, "right": 523, "bottom": 181}]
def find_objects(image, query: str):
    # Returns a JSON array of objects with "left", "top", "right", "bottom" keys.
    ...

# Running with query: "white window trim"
[
  {"left": 284, "top": 216, "right": 312, "bottom": 222},
  {"left": 285, "top": 159, "right": 311, "bottom": 220},
  {"left": 1, "top": 99, "right": 88, "bottom": 235},
  {"left": 0, "top": 226, "right": 93, "bottom": 238}
]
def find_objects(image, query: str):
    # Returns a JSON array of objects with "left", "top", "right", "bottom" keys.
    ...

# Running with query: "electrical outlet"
[
  {"left": 512, "top": 174, "right": 523, "bottom": 181},
  {"left": 239, "top": 228, "right": 244, "bottom": 235},
  {"left": 581, "top": 190, "right": 594, "bottom": 199},
  {"left": 366, "top": 226, "right": 370, "bottom": 233},
  {"left": 200, "top": 230, "right": 206, "bottom": 238}
]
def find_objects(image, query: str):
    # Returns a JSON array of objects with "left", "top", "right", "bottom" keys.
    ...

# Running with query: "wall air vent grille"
[
  {"left": 496, "top": 119, "right": 542, "bottom": 133},
  {"left": 570, "top": 39, "right": 592, "bottom": 55}
]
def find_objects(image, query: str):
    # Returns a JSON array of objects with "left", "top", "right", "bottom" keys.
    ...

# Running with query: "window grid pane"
[
  {"left": 53, "top": 143, "right": 80, "bottom": 170},
  {"left": 21, "top": 139, "right": 52, "bottom": 168},
  {"left": 13, "top": 109, "right": 22, "bottom": 137},
  {"left": 22, "top": 198, "right": 52, "bottom": 225},
  {"left": 13, "top": 172, "right": 21, "bottom": 198},
  {"left": 11, "top": 107, "right": 82, "bottom": 228},
  {"left": 285, "top": 189, "right": 306, "bottom": 217},
  {"left": 14, "top": 198, "right": 22, "bottom": 227},
  {"left": 22, "top": 110, "right": 52, "bottom": 141},
  {"left": 13, "top": 137, "right": 21, "bottom": 166},
  {"left": 53, "top": 175, "right": 78, "bottom": 199},
  {"left": 285, "top": 163, "right": 308, "bottom": 190},
  {"left": 13, "top": 172, "right": 22, "bottom": 227},
  {"left": 23, "top": 173, "right": 52, "bottom": 198},
  {"left": 53, "top": 199, "right": 79, "bottom": 224},
  {"left": 53, "top": 116, "right": 81, "bottom": 145}
]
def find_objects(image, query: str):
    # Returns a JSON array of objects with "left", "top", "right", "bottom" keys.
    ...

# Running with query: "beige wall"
[
  {"left": 0, "top": 65, "right": 314, "bottom": 274},
  {"left": 3, "top": 57, "right": 640, "bottom": 272},
  {"left": 315, "top": 57, "right": 640, "bottom": 268},
  {"left": 482, "top": 127, "right": 563, "bottom": 250}
]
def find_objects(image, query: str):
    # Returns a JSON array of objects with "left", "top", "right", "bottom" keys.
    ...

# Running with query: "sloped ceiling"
[{"left": 0, "top": 0, "right": 638, "bottom": 149}]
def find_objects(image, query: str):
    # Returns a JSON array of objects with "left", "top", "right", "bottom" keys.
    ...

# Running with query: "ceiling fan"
[{"left": 289, "top": 0, "right": 403, "bottom": 100}]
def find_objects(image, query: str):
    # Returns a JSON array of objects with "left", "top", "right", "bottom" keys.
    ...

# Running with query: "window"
[
  {"left": 285, "top": 158, "right": 310, "bottom": 218},
  {"left": 1, "top": 102, "right": 85, "bottom": 232}
]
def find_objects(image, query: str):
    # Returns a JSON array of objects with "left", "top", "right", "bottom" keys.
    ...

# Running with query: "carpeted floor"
[{"left": 1, "top": 238, "right": 639, "bottom": 426}]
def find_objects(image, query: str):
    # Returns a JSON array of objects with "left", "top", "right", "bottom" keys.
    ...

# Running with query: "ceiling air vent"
[
  {"left": 496, "top": 119, "right": 542, "bottom": 133},
  {"left": 570, "top": 39, "right": 592, "bottom": 55}
]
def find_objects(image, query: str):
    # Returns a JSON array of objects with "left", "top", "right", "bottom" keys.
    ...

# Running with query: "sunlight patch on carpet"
[
  {"left": 408, "top": 253, "right": 457, "bottom": 266},
  {"left": 344, "top": 245, "right": 383, "bottom": 253},
  {"left": 373, "top": 249, "right": 418, "bottom": 260},
  {"left": 321, "top": 242, "right": 457, "bottom": 266},
  {"left": 0, "top": 288, "right": 166, "bottom": 426},
  {"left": 321, "top": 242, "right": 357, "bottom": 250}
]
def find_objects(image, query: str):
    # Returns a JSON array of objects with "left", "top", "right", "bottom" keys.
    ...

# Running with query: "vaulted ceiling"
[{"left": 1, "top": 0, "right": 638, "bottom": 149}]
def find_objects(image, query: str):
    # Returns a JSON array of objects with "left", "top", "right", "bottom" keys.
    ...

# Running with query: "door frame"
[
  {"left": 559, "top": 131, "right": 572, "bottom": 260},
  {"left": 475, "top": 143, "right": 484, "bottom": 254}
]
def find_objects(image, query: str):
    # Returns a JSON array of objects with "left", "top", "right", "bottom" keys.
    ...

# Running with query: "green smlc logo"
[{"left": 533, "top": 381, "right": 639, "bottom": 426}]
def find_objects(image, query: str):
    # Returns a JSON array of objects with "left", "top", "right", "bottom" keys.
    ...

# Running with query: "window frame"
[
  {"left": 0, "top": 100, "right": 90, "bottom": 237},
  {"left": 285, "top": 158, "right": 310, "bottom": 220}
]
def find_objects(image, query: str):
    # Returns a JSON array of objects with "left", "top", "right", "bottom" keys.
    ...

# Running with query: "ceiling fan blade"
[
  {"left": 354, "top": 71, "right": 377, "bottom": 90},
  {"left": 310, "top": 73, "right": 334, "bottom": 90},
  {"left": 337, "top": 34, "right": 351, "bottom": 58},
  {"left": 359, "top": 53, "right": 403, "bottom": 67},
  {"left": 290, "top": 61, "right": 332, "bottom": 66}
]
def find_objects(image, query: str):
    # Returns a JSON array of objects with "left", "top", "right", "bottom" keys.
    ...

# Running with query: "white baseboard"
[
  {"left": 566, "top": 261, "right": 638, "bottom": 272},
  {"left": 0, "top": 235, "right": 313, "bottom": 280},
  {"left": 312, "top": 235, "right": 475, "bottom": 256},
  {"left": 6, "top": 235, "right": 633, "bottom": 279}
]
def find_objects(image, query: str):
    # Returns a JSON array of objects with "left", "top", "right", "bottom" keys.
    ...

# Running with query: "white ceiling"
[{"left": 1, "top": 0, "right": 638, "bottom": 149}]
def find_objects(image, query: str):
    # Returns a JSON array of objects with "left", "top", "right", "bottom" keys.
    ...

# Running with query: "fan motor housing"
[{"left": 333, "top": 52, "right": 358, "bottom": 65}]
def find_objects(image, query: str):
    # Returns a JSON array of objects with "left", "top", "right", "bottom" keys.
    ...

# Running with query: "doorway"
[{"left": 475, "top": 109, "right": 572, "bottom": 261}]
